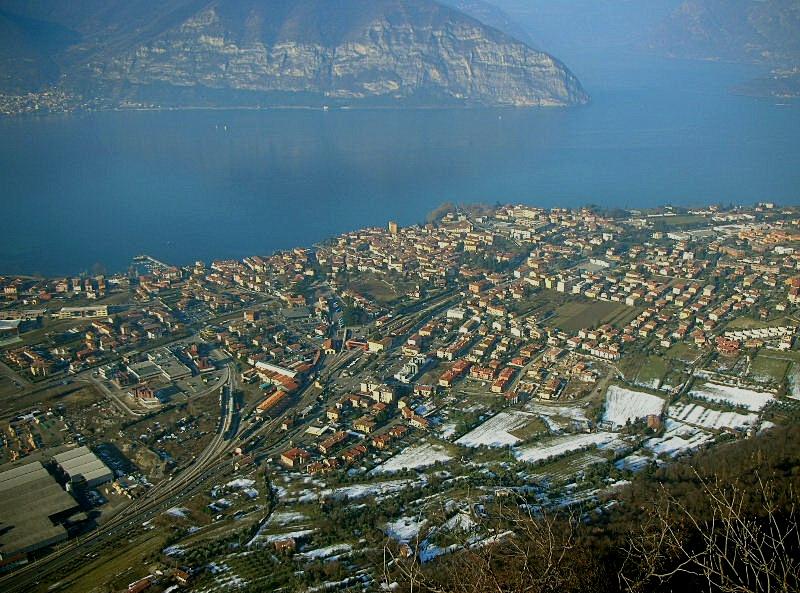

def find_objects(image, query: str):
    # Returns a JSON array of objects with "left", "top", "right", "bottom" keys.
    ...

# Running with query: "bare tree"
[
  {"left": 620, "top": 472, "right": 800, "bottom": 593},
  {"left": 381, "top": 496, "right": 592, "bottom": 593}
]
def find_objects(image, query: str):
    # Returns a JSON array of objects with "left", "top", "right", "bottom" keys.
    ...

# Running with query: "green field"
[
  {"left": 664, "top": 342, "right": 704, "bottom": 364},
  {"left": 550, "top": 299, "right": 634, "bottom": 332},
  {"left": 509, "top": 416, "right": 549, "bottom": 441},
  {"left": 648, "top": 214, "right": 709, "bottom": 228},
  {"left": 750, "top": 352, "right": 791, "bottom": 384},
  {"left": 634, "top": 356, "right": 669, "bottom": 388},
  {"left": 617, "top": 353, "right": 669, "bottom": 386},
  {"left": 348, "top": 274, "right": 416, "bottom": 305},
  {"left": 725, "top": 316, "right": 788, "bottom": 331}
]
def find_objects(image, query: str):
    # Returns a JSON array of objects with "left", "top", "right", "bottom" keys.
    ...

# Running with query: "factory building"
[
  {"left": 0, "top": 461, "right": 80, "bottom": 565},
  {"left": 53, "top": 446, "right": 114, "bottom": 489}
]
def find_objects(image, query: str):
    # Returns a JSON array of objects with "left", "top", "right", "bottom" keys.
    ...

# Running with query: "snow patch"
[
  {"left": 602, "top": 386, "right": 665, "bottom": 429},
  {"left": 268, "top": 511, "right": 307, "bottom": 526},
  {"left": 513, "top": 432, "right": 619, "bottom": 464},
  {"left": 165, "top": 507, "right": 189, "bottom": 519},
  {"left": 373, "top": 442, "right": 452, "bottom": 474},
  {"left": 688, "top": 382, "right": 774, "bottom": 412},
  {"left": 644, "top": 419, "right": 714, "bottom": 457},
  {"left": 226, "top": 478, "right": 256, "bottom": 489},
  {"left": 385, "top": 516, "right": 427, "bottom": 542},
  {"left": 669, "top": 401, "right": 758, "bottom": 431},
  {"left": 456, "top": 411, "right": 534, "bottom": 448},
  {"left": 249, "top": 528, "right": 315, "bottom": 547}
]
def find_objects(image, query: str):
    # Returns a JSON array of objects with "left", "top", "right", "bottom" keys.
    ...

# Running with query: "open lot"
[
  {"left": 749, "top": 353, "right": 790, "bottom": 385},
  {"left": 549, "top": 299, "right": 633, "bottom": 332}
]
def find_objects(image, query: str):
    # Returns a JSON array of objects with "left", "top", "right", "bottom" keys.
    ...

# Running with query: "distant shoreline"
[{"left": 0, "top": 98, "right": 585, "bottom": 120}]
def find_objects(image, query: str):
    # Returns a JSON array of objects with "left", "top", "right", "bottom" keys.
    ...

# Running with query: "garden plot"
[
  {"left": 688, "top": 382, "right": 774, "bottom": 412},
  {"left": 373, "top": 441, "right": 452, "bottom": 474},
  {"left": 668, "top": 401, "right": 758, "bottom": 431},
  {"left": 530, "top": 452, "right": 608, "bottom": 483},
  {"left": 513, "top": 432, "right": 620, "bottom": 464},
  {"left": 456, "top": 410, "right": 536, "bottom": 447},
  {"left": 602, "top": 386, "right": 665, "bottom": 429},
  {"left": 643, "top": 419, "right": 714, "bottom": 458}
]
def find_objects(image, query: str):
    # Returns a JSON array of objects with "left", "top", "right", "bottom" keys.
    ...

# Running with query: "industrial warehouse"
[
  {"left": 0, "top": 461, "right": 81, "bottom": 565},
  {"left": 53, "top": 446, "right": 114, "bottom": 489}
]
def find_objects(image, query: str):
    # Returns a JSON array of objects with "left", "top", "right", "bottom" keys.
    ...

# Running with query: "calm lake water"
[{"left": 1, "top": 54, "right": 798, "bottom": 276}]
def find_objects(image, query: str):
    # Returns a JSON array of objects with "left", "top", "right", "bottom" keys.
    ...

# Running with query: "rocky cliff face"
[{"left": 0, "top": 0, "right": 588, "bottom": 108}]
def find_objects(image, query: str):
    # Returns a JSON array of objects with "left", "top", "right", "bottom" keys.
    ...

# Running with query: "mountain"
[
  {"left": 435, "top": 0, "right": 538, "bottom": 48},
  {"left": 0, "top": 0, "right": 588, "bottom": 108},
  {"left": 0, "top": 9, "right": 77, "bottom": 92},
  {"left": 652, "top": 0, "right": 800, "bottom": 65}
]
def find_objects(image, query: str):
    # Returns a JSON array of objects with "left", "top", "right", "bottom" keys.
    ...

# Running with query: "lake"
[{"left": 1, "top": 53, "right": 798, "bottom": 276}]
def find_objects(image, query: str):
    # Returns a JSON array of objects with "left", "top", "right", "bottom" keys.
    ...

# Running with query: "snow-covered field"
[
  {"left": 385, "top": 516, "right": 427, "bottom": 542},
  {"left": 669, "top": 401, "right": 758, "bottom": 431},
  {"left": 644, "top": 420, "right": 714, "bottom": 457},
  {"left": 439, "top": 422, "right": 457, "bottom": 439},
  {"left": 602, "top": 386, "right": 665, "bottom": 429},
  {"left": 373, "top": 442, "right": 452, "bottom": 474},
  {"left": 248, "top": 528, "right": 316, "bottom": 547},
  {"left": 226, "top": 478, "right": 256, "bottom": 489},
  {"left": 513, "top": 432, "right": 619, "bottom": 464},
  {"left": 688, "top": 382, "right": 774, "bottom": 412},
  {"left": 307, "top": 477, "right": 426, "bottom": 502},
  {"left": 165, "top": 507, "right": 189, "bottom": 518},
  {"left": 267, "top": 511, "right": 307, "bottom": 526},
  {"left": 441, "top": 512, "right": 476, "bottom": 533},
  {"left": 298, "top": 543, "right": 352, "bottom": 560},
  {"left": 455, "top": 411, "right": 534, "bottom": 447},
  {"left": 258, "top": 529, "right": 315, "bottom": 544},
  {"left": 524, "top": 402, "right": 589, "bottom": 420},
  {"left": 614, "top": 453, "right": 653, "bottom": 472}
]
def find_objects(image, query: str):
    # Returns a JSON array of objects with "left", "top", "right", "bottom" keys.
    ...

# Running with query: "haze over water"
[{"left": 1, "top": 53, "right": 798, "bottom": 277}]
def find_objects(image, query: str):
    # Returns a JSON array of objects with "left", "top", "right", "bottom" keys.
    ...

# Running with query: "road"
[
  {"left": 0, "top": 362, "right": 240, "bottom": 593},
  {"left": 0, "top": 288, "right": 456, "bottom": 591},
  {"left": 84, "top": 376, "right": 145, "bottom": 417},
  {"left": 0, "top": 343, "right": 349, "bottom": 593}
]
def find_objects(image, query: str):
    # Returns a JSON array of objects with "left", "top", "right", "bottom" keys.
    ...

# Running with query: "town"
[{"left": 1, "top": 202, "right": 799, "bottom": 593}]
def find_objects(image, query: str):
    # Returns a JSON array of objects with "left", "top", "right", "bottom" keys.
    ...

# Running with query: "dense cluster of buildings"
[{"left": 2, "top": 201, "right": 800, "bottom": 501}]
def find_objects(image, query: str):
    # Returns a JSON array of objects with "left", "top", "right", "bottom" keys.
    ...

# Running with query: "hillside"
[
  {"left": 0, "top": 0, "right": 588, "bottom": 109},
  {"left": 653, "top": 0, "right": 800, "bottom": 65}
]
